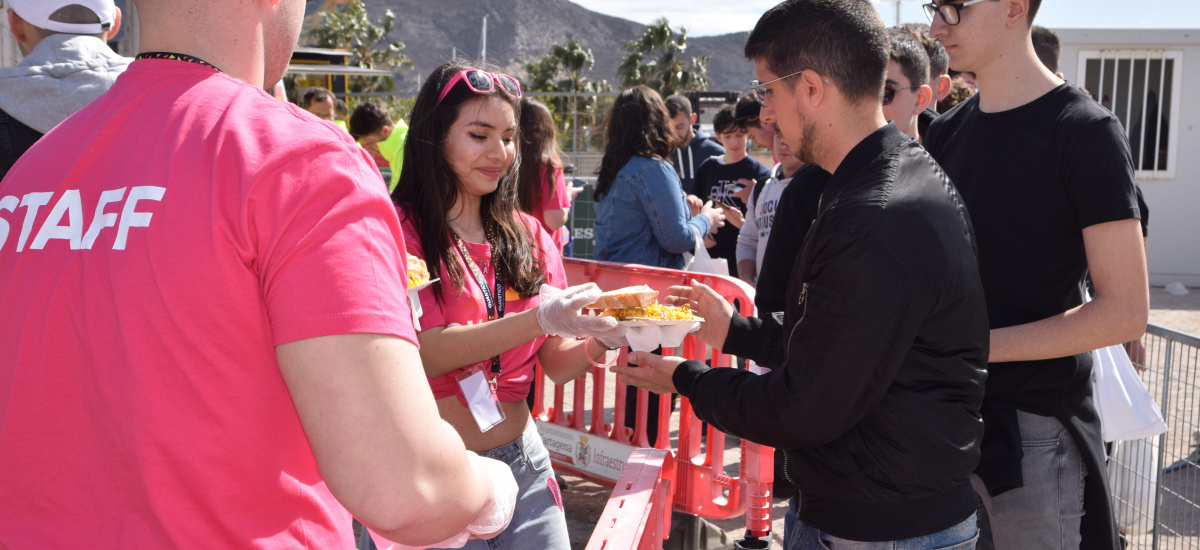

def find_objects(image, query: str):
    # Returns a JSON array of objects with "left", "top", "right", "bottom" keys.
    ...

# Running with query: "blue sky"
[{"left": 569, "top": 0, "right": 1200, "bottom": 37}]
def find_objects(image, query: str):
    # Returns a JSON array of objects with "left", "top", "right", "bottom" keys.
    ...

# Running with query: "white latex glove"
[
  {"left": 368, "top": 454, "right": 517, "bottom": 550},
  {"left": 464, "top": 453, "right": 518, "bottom": 538},
  {"left": 536, "top": 283, "right": 619, "bottom": 339},
  {"left": 589, "top": 319, "right": 629, "bottom": 349}
]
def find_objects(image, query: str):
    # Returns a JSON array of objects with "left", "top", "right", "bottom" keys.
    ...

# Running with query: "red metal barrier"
[
  {"left": 533, "top": 259, "right": 775, "bottom": 545},
  {"left": 585, "top": 448, "right": 675, "bottom": 550}
]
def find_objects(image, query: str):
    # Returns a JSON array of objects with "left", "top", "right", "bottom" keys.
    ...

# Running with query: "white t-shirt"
[{"left": 736, "top": 163, "right": 794, "bottom": 276}]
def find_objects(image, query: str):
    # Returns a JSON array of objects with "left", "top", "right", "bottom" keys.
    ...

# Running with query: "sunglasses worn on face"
[
  {"left": 436, "top": 69, "right": 523, "bottom": 106},
  {"left": 883, "top": 82, "right": 921, "bottom": 106},
  {"left": 923, "top": 0, "right": 990, "bottom": 25}
]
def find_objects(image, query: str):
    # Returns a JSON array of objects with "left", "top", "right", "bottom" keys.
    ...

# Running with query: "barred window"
[{"left": 1077, "top": 50, "right": 1182, "bottom": 179}]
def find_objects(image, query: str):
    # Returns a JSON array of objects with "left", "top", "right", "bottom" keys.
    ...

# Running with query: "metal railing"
[{"left": 1114, "top": 323, "right": 1200, "bottom": 549}]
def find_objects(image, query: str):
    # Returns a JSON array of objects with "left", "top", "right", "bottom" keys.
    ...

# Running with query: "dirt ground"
[{"left": 561, "top": 286, "right": 1200, "bottom": 549}]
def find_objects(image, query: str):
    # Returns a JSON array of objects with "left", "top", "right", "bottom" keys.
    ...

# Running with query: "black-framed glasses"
[
  {"left": 923, "top": 0, "right": 990, "bottom": 25},
  {"left": 883, "top": 82, "right": 921, "bottom": 106}
]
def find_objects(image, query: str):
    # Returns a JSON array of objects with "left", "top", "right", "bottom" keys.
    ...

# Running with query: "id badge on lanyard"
[
  {"left": 456, "top": 364, "right": 507, "bottom": 433},
  {"left": 453, "top": 229, "right": 507, "bottom": 433}
]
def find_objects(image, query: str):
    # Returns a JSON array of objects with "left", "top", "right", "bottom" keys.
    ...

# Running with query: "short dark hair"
[
  {"left": 744, "top": 0, "right": 889, "bottom": 105},
  {"left": 733, "top": 94, "right": 761, "bottom": 127},
  {"left": 712, "top": 105, "right": 739, "bottom": 135},
  {"left": 301, "top": 88, "right": 335, "bottom": 109},
  {"left": 1031, "top": 25, "right": 1061, "bottom": 74},
  {"left": 664, "top": 94, "right": 692, "bottom": 118},
  {"left": 888, "top": 29, "right": 930, "bottom": 87},
  {"left": 894, "top": 22, "right": 949, "bottom": 80},
  {"left": 348, "top": 102, "right": 393, "bottom": 139}
]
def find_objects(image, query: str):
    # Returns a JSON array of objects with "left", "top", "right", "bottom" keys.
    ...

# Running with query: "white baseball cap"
[{"left": 8, "top": 0, "right": 118, "bottom": 35}]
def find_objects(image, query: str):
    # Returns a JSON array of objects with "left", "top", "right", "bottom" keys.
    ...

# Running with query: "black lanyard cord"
[{"left": 451, "top": 225, "right": 505, "bottom": 378}]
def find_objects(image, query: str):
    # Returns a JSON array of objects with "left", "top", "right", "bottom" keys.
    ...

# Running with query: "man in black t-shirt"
[
  {"left": 925, "top": 0, "right": 1148, "bottom": 549},
  {"left": 691, "top": 106, "right": 771, "bottom": 278}
]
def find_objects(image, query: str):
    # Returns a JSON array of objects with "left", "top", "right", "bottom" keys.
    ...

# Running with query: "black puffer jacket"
[{"left": 673, "top": 125, "right": 989, "bottom": 542}]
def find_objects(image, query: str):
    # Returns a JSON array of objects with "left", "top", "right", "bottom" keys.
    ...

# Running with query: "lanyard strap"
[
  {"left": 135, "top": 52, "right": 221, "bottom": 72},
  {"left": 451, "top": 225, "right": 505, "bottom": 378}
]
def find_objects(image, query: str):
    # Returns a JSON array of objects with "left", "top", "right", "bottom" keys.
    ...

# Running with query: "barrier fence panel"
[
  {"left": 533, "top": 258, "right": 775, "bottom": 546},
  {"left": 1112, "top": 324, "right": 1200, "bottom": 550},
  {"left": 585, "top": 448, "right": 675, "bottom": 550}
]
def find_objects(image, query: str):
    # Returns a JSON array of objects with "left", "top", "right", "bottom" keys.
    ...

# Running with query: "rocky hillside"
[{"left": 351, "top": 0, "right": 755, "bottom": 92}]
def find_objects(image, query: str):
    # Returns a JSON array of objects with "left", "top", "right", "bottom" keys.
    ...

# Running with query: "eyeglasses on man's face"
[
  {"left": 922, "top": 0, "right": 991, "bottom": 26},
  {"left": 751, "top": 68, "right": 822, "bottom": 107}
]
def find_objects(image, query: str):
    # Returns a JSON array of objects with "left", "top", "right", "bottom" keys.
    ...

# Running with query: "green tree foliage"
[
  {"left": 304, "top": 0, "right": 415, "bottom": 94},
  {"left": 617, "top": 18, "right": 710, "bottom": 97},
  {"left": 523, "top": 39, "right": 612, "bottom": 152}
]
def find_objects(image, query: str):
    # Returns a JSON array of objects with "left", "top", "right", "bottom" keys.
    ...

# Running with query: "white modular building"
[{"left": 1058, "top": 29, "right": 1200, "bottom": 287}]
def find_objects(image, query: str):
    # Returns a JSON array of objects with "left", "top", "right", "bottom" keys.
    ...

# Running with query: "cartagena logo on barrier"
[{"left": 577, "top": 436, "right": 590, "bottom": 467}]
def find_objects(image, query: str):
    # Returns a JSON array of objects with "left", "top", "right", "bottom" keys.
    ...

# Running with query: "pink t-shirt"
[
  {"left": 533, "top": 165, "right": 571, "bottom": 247},
  {"left": 400, "top": 211, "right": 566, "bottom": 405},
  {"left": 0, "top": 59, "right": 417, "bottom": 548}
]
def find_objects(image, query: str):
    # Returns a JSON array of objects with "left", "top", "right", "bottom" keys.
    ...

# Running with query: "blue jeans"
[
  {"left": 784, "top": 498, "right": 978, "bottom": 550},
  {"left": 360, "top": 423, "right": 570, "bottom": 550},
  {"left": 970, "top": 410, "right": 1086, "bottom": 550}
]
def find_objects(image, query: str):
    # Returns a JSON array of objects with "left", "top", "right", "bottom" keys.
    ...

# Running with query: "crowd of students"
[{"left": 0, "top": 0, "right": 1150, "bottom": 549}]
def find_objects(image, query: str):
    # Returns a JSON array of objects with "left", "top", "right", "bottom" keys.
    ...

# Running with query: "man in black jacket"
[{"left": 611, "top": 1, "right": 989, "bottom": 547}]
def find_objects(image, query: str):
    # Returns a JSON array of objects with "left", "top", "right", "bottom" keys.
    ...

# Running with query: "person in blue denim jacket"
[{"left": 593, "top": 86, "right": 724, "bottom": 269}]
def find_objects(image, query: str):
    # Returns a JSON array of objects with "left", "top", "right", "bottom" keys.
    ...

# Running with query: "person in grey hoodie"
[{"left": 1, "top": 0, "right": 129, "bottom": 179}]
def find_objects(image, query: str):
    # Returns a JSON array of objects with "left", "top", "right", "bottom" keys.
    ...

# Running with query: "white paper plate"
[
  {"left": 406, "top": 278, "right": 440, "bottom": 329},
  {"left": 407, "top": 277, "right": 439, "bottom": 293},
  {"left": 616, "top": 319, "right": 702, "bottom": 352}
]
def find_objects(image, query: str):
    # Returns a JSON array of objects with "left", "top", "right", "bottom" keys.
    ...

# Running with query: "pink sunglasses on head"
[{"left": 436, "top": 69, "right": 523, "bottom": 106}]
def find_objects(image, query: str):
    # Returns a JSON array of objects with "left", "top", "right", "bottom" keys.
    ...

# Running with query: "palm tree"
[
  {"left": 304, "top": 0, "right": 415, "bottom": 94},
  {"left": 617, "top": 18, "right": 710, "bottom": 97},
  {"left": 524, "top": 39, "right": 611, "bottom": 151}
]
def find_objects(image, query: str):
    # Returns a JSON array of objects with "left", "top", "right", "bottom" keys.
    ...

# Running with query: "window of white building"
[{"left": 1077, "top": 49, "right": 1183, "bottom": 180}]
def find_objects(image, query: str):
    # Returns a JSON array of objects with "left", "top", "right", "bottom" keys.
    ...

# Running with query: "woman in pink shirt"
[
  {"left": 385, "top": 62, "right": 622, "bottom": 550},
  {"left": 516, "top": 98, "right": 572, "bottom": 249}
]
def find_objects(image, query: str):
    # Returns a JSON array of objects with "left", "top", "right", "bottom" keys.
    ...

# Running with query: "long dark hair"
[
  {"left": 516, "top": 98, "right": 562, "bottom": 216},
  {"left": 594, "top": 86, "right": 679, "bottom": 200},
  {"left": 392, "top": 61, "right": 546, "bottom": 302}
]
